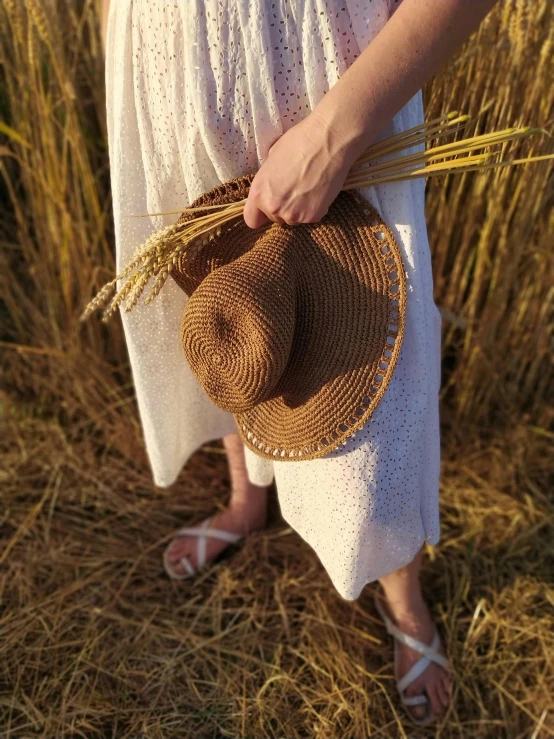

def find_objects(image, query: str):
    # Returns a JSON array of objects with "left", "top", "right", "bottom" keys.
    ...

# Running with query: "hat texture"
[{"left": 170, "top": 173, "right": 407, "bottom": 461}]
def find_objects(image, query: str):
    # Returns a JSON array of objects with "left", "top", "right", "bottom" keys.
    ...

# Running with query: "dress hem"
[{"left": 150, "top": 420, "right": 239, "bottom": 489}]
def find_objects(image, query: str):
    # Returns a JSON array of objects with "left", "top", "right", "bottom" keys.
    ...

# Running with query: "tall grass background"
[{"left": 1, "top": 1, "right": 552, "bottom": 737}]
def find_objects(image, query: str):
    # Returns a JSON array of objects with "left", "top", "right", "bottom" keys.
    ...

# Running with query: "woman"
[{"left": 101, "top": 0, "right": 497, "bottom": 724}]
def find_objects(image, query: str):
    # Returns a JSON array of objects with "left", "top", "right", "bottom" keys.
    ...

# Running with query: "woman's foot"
[
  {"left": 380, "top": 589, "right": 452, "bottom": 722},
  {"left": 378, "top": 547, "right": 453, "bottom": 723},
  {"left": 164, "top": 483, "right": 269, "bottom": 578},
  {"left": 165, "top": 433, "right": 270, "bottom": 579}
]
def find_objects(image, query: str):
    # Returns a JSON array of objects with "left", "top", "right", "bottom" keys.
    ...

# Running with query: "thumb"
[{"left": 243, "top": 195, "right": 270, "bottom": 229}]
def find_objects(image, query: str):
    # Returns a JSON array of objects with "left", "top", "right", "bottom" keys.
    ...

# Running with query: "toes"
[
  {"left": 164, "top": 538, "right": 196, "bottom": 576},
  {"left": 405, "top": 668, "right": 447, "bottom": 721},
  {"left": 178, "top": 553, "right": 196, "bottom": 577},
  {"left": 407, "top": 702, "right": 428, "bottom": 721},
  {"left": 439, "top": 673, "right": 452, "bottom": 709},
  {"left": 168, "top": 538, "right": 195, "bottom": 566},
  {"left": 405, "top": 678, "right": 429, "bottom": 721},
  {"left": 426, "top": 680, "right": 444, "bottom": 717},
  {"left": 436, "top": 677, "right": 450, "bottom": 712}
]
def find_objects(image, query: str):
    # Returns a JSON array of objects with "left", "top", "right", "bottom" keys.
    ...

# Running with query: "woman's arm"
[
  {"left": 244, "top": 0, "right": 499, "bottom": 229},
  {"left": 100, "top": 0, "right": 110, "bottom": 56},
  {"left": 313, "top": 0, "right": 499, "bottom": 155}
]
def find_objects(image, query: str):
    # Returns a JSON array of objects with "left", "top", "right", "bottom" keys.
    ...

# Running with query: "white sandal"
[
  {"left": 374, "top": 594, "right": 452, "bottom": 726},
  {"left": 163, "top": 515, "right": 244, "bottom": 580}
]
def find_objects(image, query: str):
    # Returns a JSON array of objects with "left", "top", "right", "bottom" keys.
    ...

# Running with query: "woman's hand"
[
  {"left": 243, "top": 0, "right": 499, "bottom": 230},
  {"left": 242, "top": 111, "right": 363, "bottom": 229},
  {"left": 243, "top": 0, "right": 499, "bottom": 232}
]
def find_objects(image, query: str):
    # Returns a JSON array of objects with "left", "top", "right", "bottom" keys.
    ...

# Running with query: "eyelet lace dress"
[{"left": 105, "top": 0, "right": 442, "bottom": 601}]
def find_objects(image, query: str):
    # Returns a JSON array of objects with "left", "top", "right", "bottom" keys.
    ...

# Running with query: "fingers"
[
  {"left": 243, "top": 189, "right": 289, "bottom": 228},
  {"left": 243, "top": 201, "right": 290, "bottom": 228},
  {"left": 242, "top": 198, "right": 270, "bottom": 229},
  {"left": 243, "top": 170, "right": 330, "bottom": 228}
]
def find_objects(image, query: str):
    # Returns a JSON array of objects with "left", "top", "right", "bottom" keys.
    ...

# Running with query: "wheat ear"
[{"left": 81, "top": 115, "right": 553, "bottom": 321}]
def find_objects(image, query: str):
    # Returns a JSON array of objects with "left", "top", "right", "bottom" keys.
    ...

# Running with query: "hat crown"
[{"left": 181, "top": 228, "right": 297, "bottom": 413}]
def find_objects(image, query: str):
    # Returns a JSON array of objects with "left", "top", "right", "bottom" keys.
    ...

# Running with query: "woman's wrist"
[
  {"left": 308, "top": 103, "right": 371, "bottom": 171},
  {"left": 308, "top": 0, "right": 499, "bottom": 170}
]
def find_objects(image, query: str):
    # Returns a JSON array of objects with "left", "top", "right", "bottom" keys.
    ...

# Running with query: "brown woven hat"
[{"left": 170, "top": 173, "right": 407, "bottom": 461}]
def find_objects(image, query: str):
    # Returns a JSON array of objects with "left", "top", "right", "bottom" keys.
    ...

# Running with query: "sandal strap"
[
  {"left": 402, "top": 693, "right": 428, "bottom": 707},
  {"left": 175, "top": 525, "right": 244, "bottom": 545},
  {"left": 197, "top": 518, "right": 209, "bottom": 568},
  {"left": 397, "top": 643, "right": 435, "bottom": 695},
  {"left": 175, "top": 517, "right": 244, "bottom": 569},
  {"left": 373, "top": 595, "right": 448, "bottom": 727},
  {"left": 374, "top": 595, "right": 451, "bottom": 674},
  {"left": 402, "top": 693, "right": 434, "bottom": 726},
  {"left": 179, "top": 555, "right": 196, "bottom": 577}
]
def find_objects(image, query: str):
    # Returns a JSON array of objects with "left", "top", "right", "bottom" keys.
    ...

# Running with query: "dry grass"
[
  {"left": 2, "top": 412, "right": 553, "bottom": 738},
  {"left": 1, "top": 1, "right": 553, "bottom": 737}
]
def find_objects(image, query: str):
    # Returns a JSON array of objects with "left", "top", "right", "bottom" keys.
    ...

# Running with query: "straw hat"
[{"left": 170, "top": 173, "right": 407, "bottom": 461}]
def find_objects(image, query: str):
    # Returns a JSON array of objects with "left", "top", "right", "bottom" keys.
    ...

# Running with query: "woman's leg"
[
  {"left": 378, "top": 546, "right": 453, "bottom": 720},
  {"left": 165, "top": 433, "right": 269, "bottom": 575}
]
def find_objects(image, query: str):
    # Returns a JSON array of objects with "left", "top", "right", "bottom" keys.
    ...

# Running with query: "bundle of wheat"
[{"left": 80, "top": 113, "right": 552, "bottom": 323}]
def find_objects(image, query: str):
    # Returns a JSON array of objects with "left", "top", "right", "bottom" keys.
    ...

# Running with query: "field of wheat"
[{"left": 1, "top": 1, "right": 553, "bottom": 737}]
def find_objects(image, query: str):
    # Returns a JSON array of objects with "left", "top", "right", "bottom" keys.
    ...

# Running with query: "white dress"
[{"left": 105, "top": 0, "right": 442, "bottom": 601}]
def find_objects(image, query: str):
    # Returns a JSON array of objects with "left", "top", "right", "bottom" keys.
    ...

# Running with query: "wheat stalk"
[{"left": 81, "top": 113, "right": 553, "bottom": 322}]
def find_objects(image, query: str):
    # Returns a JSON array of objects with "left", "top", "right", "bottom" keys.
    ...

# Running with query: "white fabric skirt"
[{"left": 105, "top": 0, "right": 442, "bottom": 601}]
